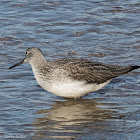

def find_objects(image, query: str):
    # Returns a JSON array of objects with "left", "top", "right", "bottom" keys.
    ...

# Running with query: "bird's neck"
[
  {"left": 30, "top": 57, "right": 51, "bottom": 84},
  {"left": 30, "top": 56, "right": 48, "bottom": 70}
]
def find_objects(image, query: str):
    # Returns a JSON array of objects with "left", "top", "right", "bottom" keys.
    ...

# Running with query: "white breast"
[
  {"left": 38, "top": 78, "right": 110, "bottom": 98},
  {"left": 32, "top": 66, "right": 110, "bottom": 98},
  {"left": 47, "top": 80, "right": 110, "bottom": 98}
]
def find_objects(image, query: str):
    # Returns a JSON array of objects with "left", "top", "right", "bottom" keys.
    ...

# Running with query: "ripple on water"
[{"left": 0, "top": 0, "right": 140, "bottom": 139}]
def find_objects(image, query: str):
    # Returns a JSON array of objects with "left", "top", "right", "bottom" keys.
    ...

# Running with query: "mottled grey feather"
[
  {"left": 9, "top": 47, "right": 140, "bottom": 98},
  {"left": 48, "top": 58, "right": 138, "bottom": 84}
]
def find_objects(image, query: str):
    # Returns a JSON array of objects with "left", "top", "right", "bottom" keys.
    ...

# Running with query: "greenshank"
[{"left": 9, "top": 47, "right": 140, "bottom": 98}]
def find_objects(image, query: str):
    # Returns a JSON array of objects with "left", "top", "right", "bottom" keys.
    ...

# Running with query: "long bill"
[{"left": 9, "top": 59, "right": 25, "bottom": 69}]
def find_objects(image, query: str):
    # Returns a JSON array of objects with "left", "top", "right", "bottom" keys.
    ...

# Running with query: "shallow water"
[{"left": 0, "top": 0, "right": 140, "bottom": 139}]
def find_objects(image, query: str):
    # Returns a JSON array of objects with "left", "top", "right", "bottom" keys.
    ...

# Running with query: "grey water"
[{"left": 0, "top": 0, "right": 140, "bottom": 139}]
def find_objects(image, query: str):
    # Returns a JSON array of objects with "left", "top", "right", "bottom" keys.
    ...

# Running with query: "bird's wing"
[{"left": 59, "top": 58, "right": 132, "bottom": 84}]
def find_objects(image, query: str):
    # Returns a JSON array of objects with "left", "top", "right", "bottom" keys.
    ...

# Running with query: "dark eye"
[{"left": 25, "top": 51, "right": 28, "bottom": 55}]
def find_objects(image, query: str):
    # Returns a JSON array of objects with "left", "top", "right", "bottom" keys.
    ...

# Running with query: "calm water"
[{"left": 0, "top": 0, "right": 140, "bottom": 139}]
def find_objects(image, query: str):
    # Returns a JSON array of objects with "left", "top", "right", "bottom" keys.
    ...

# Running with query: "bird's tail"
[
  {"left": 130, "top": 66, "right": 140, "bottom": 71},
  {"left": 111, "top": 65, "right": 140, "bottom": 77}
]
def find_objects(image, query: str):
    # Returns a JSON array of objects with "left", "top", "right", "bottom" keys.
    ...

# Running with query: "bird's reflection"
[{"left": 32, "top": 99, "right": 120, "bottom": 139}]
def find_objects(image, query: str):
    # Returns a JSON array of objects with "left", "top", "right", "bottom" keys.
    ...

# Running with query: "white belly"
[
  {"left": 38, "top": 79, "right": 110, "bottom": 98},
  {"left": 32, "top": 66, "right": 110, "bottom": 98}
]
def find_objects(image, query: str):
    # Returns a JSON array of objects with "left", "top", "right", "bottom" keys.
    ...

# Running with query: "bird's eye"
[{"left": 25, "top": 51, "right": 28, "bottom": 55}]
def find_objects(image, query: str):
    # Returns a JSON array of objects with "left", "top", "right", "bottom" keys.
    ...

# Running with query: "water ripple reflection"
[
  {"left": 0, "top": 0, "right": 140, "bottom": 139},
  {"left": 33, "top": 99, "right": 119, "bottom": 139}
]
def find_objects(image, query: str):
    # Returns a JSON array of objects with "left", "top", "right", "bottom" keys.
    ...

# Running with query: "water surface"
[{"left": 0, "top": 0, "right": 140, "bottom": 139}]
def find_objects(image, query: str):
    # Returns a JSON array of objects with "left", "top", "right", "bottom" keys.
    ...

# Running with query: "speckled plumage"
[
  {"left": 47, "top": 58, "right": 136, "bottom": 84},
  {"left": 9, "top": 47, "right": 140, "bottom": 98}
]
